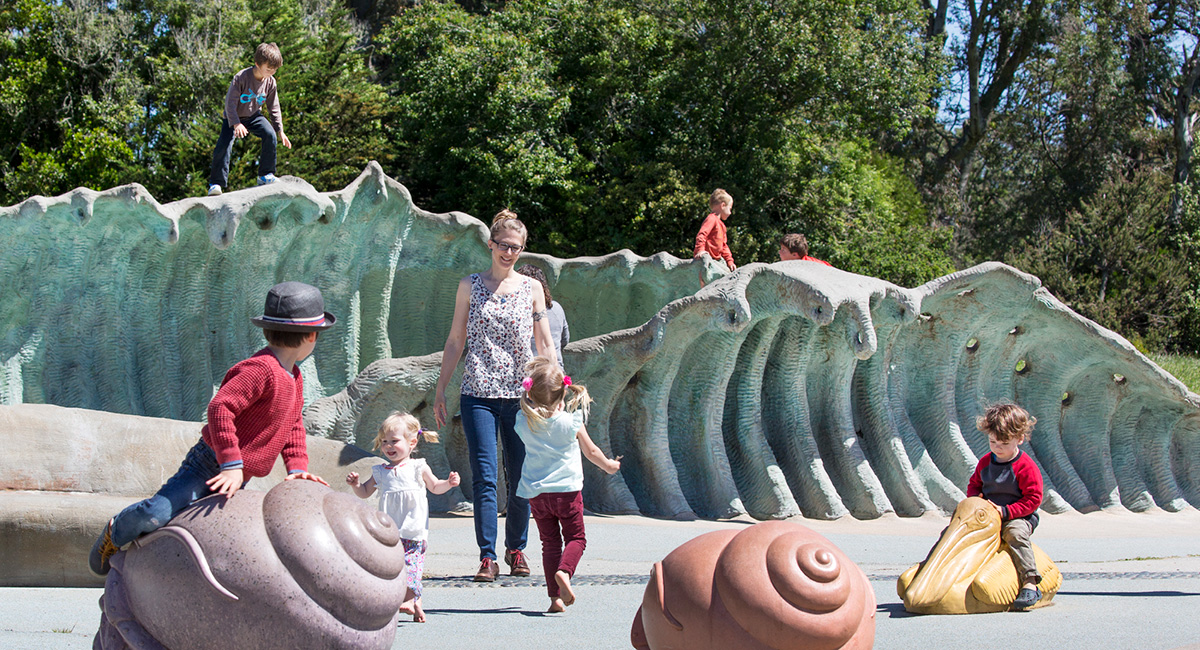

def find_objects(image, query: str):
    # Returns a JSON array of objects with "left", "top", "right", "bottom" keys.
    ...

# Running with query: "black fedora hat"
[{"left": 251, "top": 282, "right": 337, "bottom": 332}]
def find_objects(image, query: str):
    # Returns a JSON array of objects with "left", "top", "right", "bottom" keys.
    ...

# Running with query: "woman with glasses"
[{"left": 434, "top": 210, "right": 557, "bottom": 583}]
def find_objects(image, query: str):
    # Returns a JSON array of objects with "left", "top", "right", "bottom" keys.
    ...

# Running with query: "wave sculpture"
[
  {"left": 3, "top": 165, "right": 1199, "bottom": 521},
  {"left": 306, "top": 260, "right": 1200, "bottom": 521},
  {"left": 0, "top": 163, "right": 719, "bottom": 420}
]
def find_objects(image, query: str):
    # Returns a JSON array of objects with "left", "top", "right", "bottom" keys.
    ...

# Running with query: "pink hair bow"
[
  {"left": 521, "top": 377, "right": 534, "bottom": 391},
  {"left": 562, "top": 375, "right": 572, "bottom": 386}
]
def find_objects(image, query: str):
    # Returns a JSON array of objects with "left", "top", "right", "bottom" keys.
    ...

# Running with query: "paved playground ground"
[{"left": 3, "top": 509, "right": 1198, "bottom": 649}]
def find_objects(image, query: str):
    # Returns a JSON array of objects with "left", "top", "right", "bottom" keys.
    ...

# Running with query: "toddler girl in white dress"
[{"left": 348, "top": 412, "right": 460, "bottom": 622}]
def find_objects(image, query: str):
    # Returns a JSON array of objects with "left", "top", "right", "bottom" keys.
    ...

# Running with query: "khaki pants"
[{"left": 1002, "top": 518, "right": 1041, "bottom": 584}]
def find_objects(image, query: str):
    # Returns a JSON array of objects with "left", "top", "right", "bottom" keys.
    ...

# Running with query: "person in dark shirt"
[{"left": 967, "top": 402, "right": 1044, "bottom": 610}]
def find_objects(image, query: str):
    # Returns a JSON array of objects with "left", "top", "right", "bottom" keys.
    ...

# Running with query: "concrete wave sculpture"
[
  {"left": 95, "top": 480, "right": 408, "bottom": 650},
  {"left": 629, "top": 520, "right": 875, "bottom": 649},
  {"left": 0, "top": 164, "right": 718, "bottom": 421},
  {"left": 305, "top": 260, "right": 1200, "bottom": 521},
  {"left": 896, "top": 497, "right": 1062, "bottom": 614},
  {"left": 3, "top": 165, "right": 1199, "bottom": 523}
]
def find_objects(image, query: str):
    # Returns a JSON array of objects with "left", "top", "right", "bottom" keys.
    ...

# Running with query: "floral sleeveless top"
[{"left": 462, "top": 273, "right": 535, "bottom": 398}]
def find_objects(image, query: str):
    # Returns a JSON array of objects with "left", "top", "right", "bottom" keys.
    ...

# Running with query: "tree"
[{"left": 377, "top": 0, "right": 954, "bottom": 284}]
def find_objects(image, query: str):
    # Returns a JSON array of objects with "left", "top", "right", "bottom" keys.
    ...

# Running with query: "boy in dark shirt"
[
  {"left": 207, "top": 43, "right": 293, "bottom": 196},
  {"left": 967, "top": 402, "right": 1044, "bottom": 610},
  {"left": 88, "top": 282, "right": 334, "bottom": 576}
]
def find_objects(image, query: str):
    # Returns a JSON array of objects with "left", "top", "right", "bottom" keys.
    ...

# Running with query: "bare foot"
[
  {"left": 555, "top": 570, "right": 576, "bottom": 606},
  {"left": 547, "top": 598, "right": 566, "bottom": 613},
  {"left": 413, "top": 598, "right": 426, "bottom": 623},
  {"left": 399, "top": 601, "right": 416, "bottom": 616}
]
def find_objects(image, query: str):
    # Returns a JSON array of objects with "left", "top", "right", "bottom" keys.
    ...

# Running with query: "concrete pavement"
[{"left": 2, "top": 509, "right": 1198, "bottom": 649}]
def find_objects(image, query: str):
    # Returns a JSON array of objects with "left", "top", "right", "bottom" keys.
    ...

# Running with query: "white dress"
[{"left": 371, "top": 459, "right": 429, "bottom": 541}]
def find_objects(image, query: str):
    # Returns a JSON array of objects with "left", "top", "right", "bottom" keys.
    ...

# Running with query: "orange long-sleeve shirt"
[{"left": 693, "top": 213, "right": 734, "bottom": 268}]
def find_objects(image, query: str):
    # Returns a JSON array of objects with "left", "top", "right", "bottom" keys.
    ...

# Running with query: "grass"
[
  {"left": 1148, "top": 352, "right": 1200, "bottom": 393},
  {"left": 51, "top": 626, "right": 75, "bottom": 634}
]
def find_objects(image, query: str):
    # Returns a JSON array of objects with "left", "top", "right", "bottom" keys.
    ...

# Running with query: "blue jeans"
[
  {"left": 208, "top": 113, "right": 277, "bottom": 187},
  {"left": 460, "top": 394, "right": 529, "bottom": 560},
  {"left": 110, "top": 439, "right": 221, "bottom": 547}
]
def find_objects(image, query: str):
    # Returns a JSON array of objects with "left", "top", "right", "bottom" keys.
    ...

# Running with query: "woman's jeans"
[
  {"left": 110, "top": 439, "right": 221, "bottom": 547},
  {"left": 459, "top": 394, "right": 529, "bottom": 560}
]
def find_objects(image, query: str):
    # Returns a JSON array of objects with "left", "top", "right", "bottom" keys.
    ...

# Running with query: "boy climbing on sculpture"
[
  {"left": 89, "top": 282, "right": 334, "bottom": 576},
  {"left": 693, "top": 189, "right": 736, "bottom": 287},
  {"left": 207, "top": 43, "right": 293, "bottom": 196},
  {"left": 967, "top": 402, "right": 1044, "bottom": 610}
]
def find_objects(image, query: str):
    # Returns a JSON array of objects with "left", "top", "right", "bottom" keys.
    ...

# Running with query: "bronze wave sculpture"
[{"left": 3, "top": 165, "right": 1198, "bottom": 524}]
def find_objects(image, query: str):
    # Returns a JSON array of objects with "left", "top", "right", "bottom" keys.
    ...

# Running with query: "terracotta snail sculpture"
[
  {"left": 897, "top": 497, "right": 1062, "bottom": 614},
  {"left": 630, "top": 520, "right": 875, "bottom": 650},
  {"left": 94, "top": 480, "right": 408, "bottom": 650}
]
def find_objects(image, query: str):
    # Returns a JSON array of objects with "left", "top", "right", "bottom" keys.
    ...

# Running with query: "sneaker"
[
  {"left": 88, "top": 519, "right": 119, "bottom": 577},
  {"left": 505, "top": 549, "right": 531, "bottom": 577},
  {"left": 207, "top": 184, "right": 222, "bottom": 196},
  {"left": 1011, "top": 586, "right": 1041, "bottom": 611},
  {"left": 257, "top": 173, "right": 277, "bottom": 186},
  {"left": 473, "top": 557, "right": 499, "bottom": 582}
]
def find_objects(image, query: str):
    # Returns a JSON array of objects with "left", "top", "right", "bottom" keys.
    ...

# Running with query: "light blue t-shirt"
[{"left": 514, "top": 409, "right": 586, "bottom": 499}]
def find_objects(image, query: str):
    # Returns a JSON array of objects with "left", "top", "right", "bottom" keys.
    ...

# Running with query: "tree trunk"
[{"left": 1170, "top": 45, "right": 1200, "bottom": 226}]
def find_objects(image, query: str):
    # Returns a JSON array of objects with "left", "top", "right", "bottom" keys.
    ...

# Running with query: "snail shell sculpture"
[
  {"left": 630, "top": 521, "right": 875, "bottom": 650},
  {"left": 94, "top": 480, "right": 408, "bottom": 650},
  {"left": 896, "top": 497, "right": 1062, "bottom": 614}
]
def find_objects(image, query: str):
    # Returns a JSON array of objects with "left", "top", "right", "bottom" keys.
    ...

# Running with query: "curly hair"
[{"left": 976, "top": 403, "right": 1036, "bottom": 443}]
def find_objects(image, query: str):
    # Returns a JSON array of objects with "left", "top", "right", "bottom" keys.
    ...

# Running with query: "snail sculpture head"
[
  {"left": 94, "top": 480, "right": 407, "bottom": 650},
  {"left": 897, "top": 497, "right": 1062, "bottom": 614},
  {"left": 630, "top": 520, "right": 875, "bottom": 650}
]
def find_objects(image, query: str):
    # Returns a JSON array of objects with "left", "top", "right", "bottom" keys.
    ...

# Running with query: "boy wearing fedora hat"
[{"left": 88, "top": 282, "right": 337, "bottom": 576}]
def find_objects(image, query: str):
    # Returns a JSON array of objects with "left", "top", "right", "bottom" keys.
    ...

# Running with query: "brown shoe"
[
  {"left": 88, "top": 519, "right": 119, "bottom": 577},
  {"left": 473, "top": 557, "right": 499, "bottom": 582},
  {"left": 505, "top": 549, "right": 531, "bottom": 577}
]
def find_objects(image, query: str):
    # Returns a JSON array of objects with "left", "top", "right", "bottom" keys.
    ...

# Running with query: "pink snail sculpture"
[
  {"left": 630, "top": 521, "right": 875, "bottom": 650},
  {"left": 94, "top": 480, "right": 408, "bottom": 650}
]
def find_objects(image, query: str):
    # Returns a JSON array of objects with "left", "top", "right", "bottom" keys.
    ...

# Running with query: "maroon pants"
[{"left": 530, "top": 491, "right": 587, "bottom": 598}]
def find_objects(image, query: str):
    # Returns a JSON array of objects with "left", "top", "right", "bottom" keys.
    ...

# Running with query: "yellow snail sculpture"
[{"left": 897, "top": 497, "right": 1062, "bottom": 614}]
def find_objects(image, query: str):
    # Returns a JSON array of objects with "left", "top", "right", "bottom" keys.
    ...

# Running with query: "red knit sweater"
[
  {"left": 201, "top": 348, "right": 308, "bottom": 478},
  {"left": 967, "top": 450, "right": 1043, "bottom": 521}
]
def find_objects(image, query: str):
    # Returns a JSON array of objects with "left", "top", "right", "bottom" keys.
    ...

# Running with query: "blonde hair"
[
  {"left": 976, "top": 403, "right": 1036, "bottom": 443},
  {"left": 490, "top": 209, "right": 528, "bottom": 245},
  {"left": 709, "top": 188, "right": 733, "bottom": 207},
  {"left": 520, "top": 356, "right": 591, "bottom": 429},
  {"left": 371, "top": 411, "right": 439, "bottom": 452}
]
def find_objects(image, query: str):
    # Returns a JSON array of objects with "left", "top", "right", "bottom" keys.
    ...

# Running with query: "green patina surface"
[{"left": 3, "top": 164, "right": 1198, "bottom": 521}]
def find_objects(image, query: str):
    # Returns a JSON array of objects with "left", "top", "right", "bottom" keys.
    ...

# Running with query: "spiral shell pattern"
[
  {"left": 95, "top": 480, "right": 407, "bottom": 650},
  {"left": 631, "top": 521, "right": 874, "bottom": 650}
]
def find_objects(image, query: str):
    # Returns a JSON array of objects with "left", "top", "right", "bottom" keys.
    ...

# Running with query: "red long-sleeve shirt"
[
  {"left": 693, "top": 213, "right": 734, "bottom": 269},
  {"left": 201, "top": 348, "right": 308, "bottom": 478},
  {"left": 967, "top": 450, "right": 1043, "bottom": 522}
]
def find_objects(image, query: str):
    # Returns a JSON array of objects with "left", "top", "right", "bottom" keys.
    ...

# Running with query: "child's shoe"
[
  {"left": 207, "top": 184, "right": 222, "bottom": 196},
  {"left": 473, "top": 557, "right": 499, "bottom": 582},
  {"left": 257, "top": 173, "right": 277, "bottom": 186},
  {"left": 1011, "top": 586, "right": 1041, "bottom": 611},
  {"left": 88, "top": 519, "right": 119, "bottom": 577},
  {"left": 505, "top": 549, "right": 531, "bottom": 576}
]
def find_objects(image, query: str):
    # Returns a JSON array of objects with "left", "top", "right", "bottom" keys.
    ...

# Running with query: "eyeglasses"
[{"left": 491, "top": 239, "right": 524, "bottom": 254}]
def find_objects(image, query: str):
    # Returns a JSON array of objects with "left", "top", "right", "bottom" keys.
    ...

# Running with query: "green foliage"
[
  {"left": 377, "top": 0, "right": 950, "bottom": 285},
  {"left": 1010, "top": 171, "right": 1191, "bottom": 351},
  {"left": 1148, "top": 352, "right": 1200, "bottom": 393}
]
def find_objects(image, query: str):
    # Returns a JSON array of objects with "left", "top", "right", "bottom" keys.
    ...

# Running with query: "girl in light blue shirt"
[{"left": 515, "top": 356, "right": 621, "bottom": 613}]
